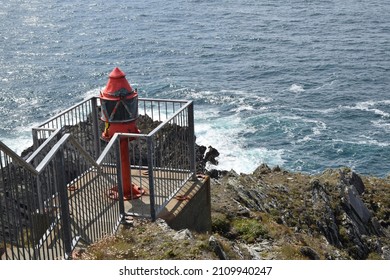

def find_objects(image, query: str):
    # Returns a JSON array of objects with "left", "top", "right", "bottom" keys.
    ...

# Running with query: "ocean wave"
[
  {"left": 332, "top": 138, "right": 390, "bottom": 147},
  {"left": 205, "top": 147, "right": 285, "bottom": 174},
  {"left": 341, "top": 100, "right": 390, "bottom": 118},
  {"left": 195, "top": 110, "right": 285, "bottom": 173}
]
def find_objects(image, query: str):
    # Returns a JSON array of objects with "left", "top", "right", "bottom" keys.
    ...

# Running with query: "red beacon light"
[
  {"left": 100, "top": 67, "right": 140, "bottom": 140},
  {"left": 100, "top": 67, "right": 144, "bottom": 200}
]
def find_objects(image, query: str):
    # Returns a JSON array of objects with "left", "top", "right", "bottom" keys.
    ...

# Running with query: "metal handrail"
[
  {"left": 26, "top": 128, "right": 62, "bottom": 164},
  {"left": 0, "top": 141, "right": 38, "bottom": 175},
  {"left": 34, "top": 134, "right": 99, "bottom": 174},
  {"left": 35, "top": 98, "right": 95, "bottom": 128},
  {"left": 148, "top": 100, "right": 193, "bottom": 137}
]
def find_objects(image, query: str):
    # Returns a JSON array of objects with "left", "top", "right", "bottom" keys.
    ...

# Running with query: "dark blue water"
[{"left": 1, "top": 0, "right": 390, "bottom": 176}]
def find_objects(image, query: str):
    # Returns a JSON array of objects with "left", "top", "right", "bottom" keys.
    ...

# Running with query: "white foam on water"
[
  {"left": 289, "top": 83, "right": 305, "bottom": 93},
  {"left": 372, "top": 119, "right": 390, "bottom": 131},
  {"left": 342, "top": 100, "right": 390, "bottom": 118},
  {"left": 1, "top": 134, "right": 33, "bottom": 156},
  {"left": 205, "top": 147, "right": 285, "bottom": 174},
  {"left": 356, "top": 101, "right": 390, "bottom": 117},
  {"left": 332, "top": 138, "right": 390, "bottom": 148},
  {"left": 82, "top": 87, "right": 102, "bottom": 100},
  {"left": 195, "top": 108, "right": 285, "bottom": 174}
]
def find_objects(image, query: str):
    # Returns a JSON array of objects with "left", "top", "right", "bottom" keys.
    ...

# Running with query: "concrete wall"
[{"left": 159, "top": 176, "right": 211, "bottom": 233}]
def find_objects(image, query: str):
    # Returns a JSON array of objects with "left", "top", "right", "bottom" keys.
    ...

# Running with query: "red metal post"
[{"left": 119, "top": 137, "right": 143, "bottom": 200}]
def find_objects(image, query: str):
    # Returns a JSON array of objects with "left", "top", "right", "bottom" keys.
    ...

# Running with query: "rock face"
[
  {"left": 196, "top": 145, "right": 221, "bottom": 176},
  {"left": 76, "top": 163, "right": 389, "bottom": 261},
  {"left": 309, "top": 171, "right": 383, "bottom": 259},
  {"left": 210, "top": 166, "right": 390, "bottom": 260},
  {"left": 209, "top": 235, "right": 228, "bottom": 260},
  {"left": 310, "top": 178, "right": 343, "bottom": 248}
]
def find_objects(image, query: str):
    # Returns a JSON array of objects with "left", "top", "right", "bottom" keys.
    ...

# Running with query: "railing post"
[
  {"left": 115, "top": 136, "right": 125, "bottom": 216},
  {"left": 91, "top": 97, "right": 101, "bottom": 158},
  {"left": 55, "top": 148, "right": 73, "bottom": 259},
  {"left": 147, "top": 137, "right": 156, "bottom": 220},
  {"left": 32, "top": 128, "right": 39, "bottom": 152},
  {"left": 187, "top": 101, "right": 196, "bottom": 177}
]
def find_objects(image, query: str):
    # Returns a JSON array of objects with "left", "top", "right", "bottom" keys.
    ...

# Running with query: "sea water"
[{"left": 1, "top": 0, "right": 389, "bottom": 176}]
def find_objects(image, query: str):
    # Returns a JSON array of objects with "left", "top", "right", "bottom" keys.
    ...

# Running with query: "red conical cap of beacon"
[{"left": 103, "top": 67, "right": 133, "bottom": 95}]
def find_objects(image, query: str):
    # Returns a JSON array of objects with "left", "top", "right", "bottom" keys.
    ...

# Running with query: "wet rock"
[{"left": 204, "top": 146, "right": 220, "bottom": 166}]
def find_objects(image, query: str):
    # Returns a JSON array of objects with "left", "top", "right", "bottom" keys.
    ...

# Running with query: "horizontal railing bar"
[
  {"left": 31, "top": 127, "right": 57, "bottom": 132},
  {"left": 139, "top": 97, "right": 189, "bottom": 104},
  {"left": 96, "top": 133, "right": 148, "bottom": 165}
]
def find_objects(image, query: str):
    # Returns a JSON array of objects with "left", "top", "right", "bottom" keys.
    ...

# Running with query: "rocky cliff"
[{"left": 79, "top": 146, "right": 390, "bottom": 260}]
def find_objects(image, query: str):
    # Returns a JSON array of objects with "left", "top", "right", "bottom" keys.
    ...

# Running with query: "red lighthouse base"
[
  {"left": 108, "top": 185, "right": 145, "bottom": 201},
  {"left": 106, "top": 136, "right": 145, "bottom": 200}
]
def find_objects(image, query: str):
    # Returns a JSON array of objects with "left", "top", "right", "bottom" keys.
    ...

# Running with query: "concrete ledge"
[{"left": 158, "top": 175, "right": 211, "bottom": 233}]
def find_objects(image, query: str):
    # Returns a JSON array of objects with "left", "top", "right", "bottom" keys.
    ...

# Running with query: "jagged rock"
[
  {"left": 272, "top": 165, "right": 281, "bottom": 172},
  {"left": 253, "top": 163, "right": 271, "bottom": 175},
  {"left": 382, "top": 246, "right": 390, "bottom": 260},
  {"left": 173, "top": 229, "right": 193, "bottom": 240},
  {"left": 342, "top": 171, "right": 365, "bottom": 195},
  {"left": 232, "top": 184, "right": 268, "bottom": 212},
  {"left": 195, "top": 145, "right": 222, "bottom": 175},
  {"left": 300, "top": 246, "right": 320, "bottom": 260},
  {"left": 236, "top": 208, "right": 251, "bottom": 218},
  {"left": 195, "top": 145, "right": 207, "bottom": 173},
  {"left": 310, "top": 179, "right": 343, "bottom": 248},
  {"left": 342, "top": 184, "right": 372, "bottom": 225},
  {"left": 156, "top": 218, "right": 173, "bottom": 233},
  {"left": 245, "top": 240, "right": 276, "bottom": 260},
  {"left": 338, "top": 188, "right": 383, "bottom": 258},
  {"left": 209, "top": 236, "right": 228, "bottom": 260},
  {"left": 204, "top": 146, "right": 219, "bottom": 166},
  {"left": 207, "top": 169, "right": 220, "bottom": 179},
  {"left": 246, "top": 245, "right": 261, "bottom": 260}
]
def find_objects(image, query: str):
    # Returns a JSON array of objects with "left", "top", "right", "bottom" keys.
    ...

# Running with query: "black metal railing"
[{"left": 0, "top": 96, "right": 195, "bottom": 260}]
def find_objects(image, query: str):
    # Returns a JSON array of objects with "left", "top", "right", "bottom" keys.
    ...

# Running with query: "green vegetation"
[{"left": 231, "top": 218, "right": 268, "bottom": 243}]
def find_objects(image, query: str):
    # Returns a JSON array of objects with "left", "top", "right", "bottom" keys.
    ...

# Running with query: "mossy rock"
[
  {"left": 211, "top": 212, "right": 231, "bottom": 234},
  {"left": 231, "top": 218, "right": 268, "bottom": 243}
]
